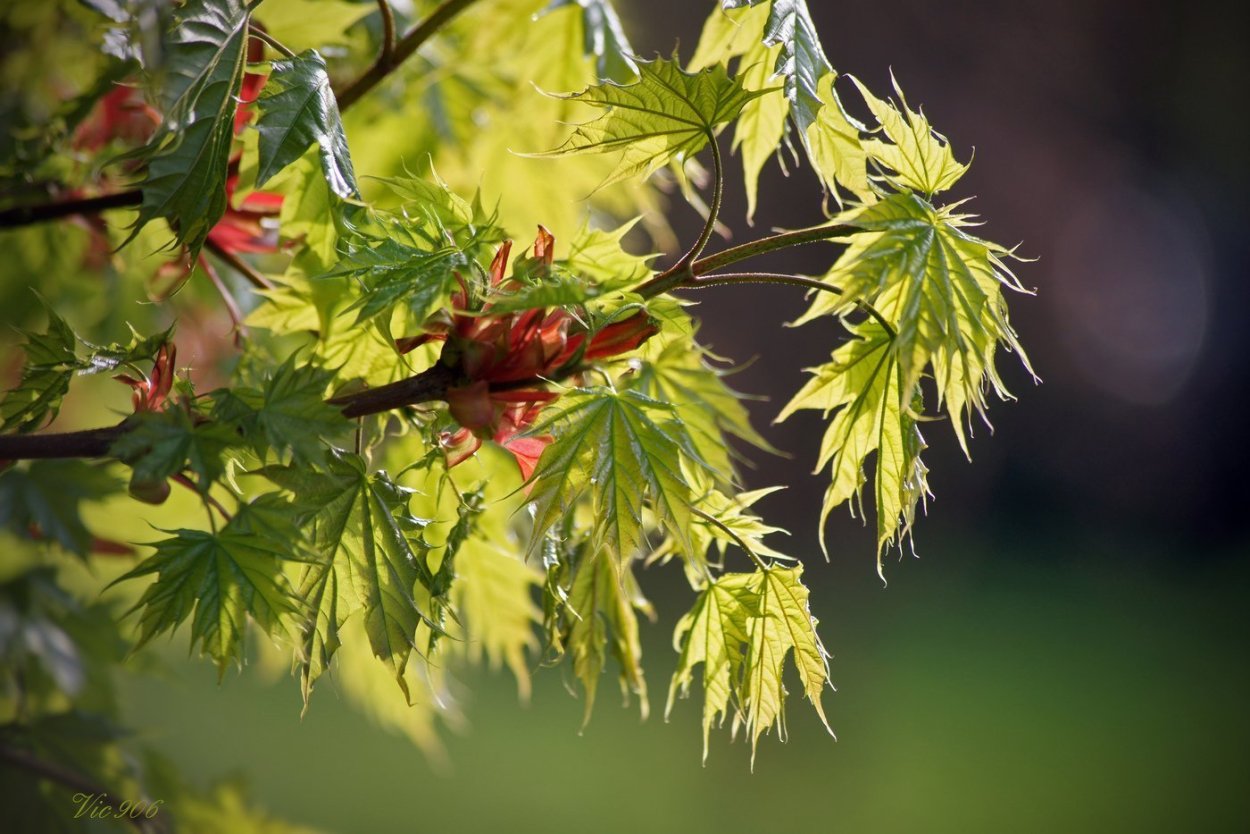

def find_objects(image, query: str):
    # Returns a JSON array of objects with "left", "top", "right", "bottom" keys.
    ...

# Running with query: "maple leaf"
[
  {"left": 849, "top": 73, "right": 969, "bottom": 197},
  {"left": 111, "top": 494, "right": 312, "bottom": 675},
  {"left": 523, "top": 388, "right": 709, "bottom": 565},
  {"left": 540, "top": 0, "right": 639, "bottom": 83},
  {"left": 260, "top": 452, "right": 438, "bottom": 704},
  {"left": 793, "top": 192, "right": 1034, "bottom": 454},
  {"left": 0, "top": 307, "right": 175, "bottom": 434},
  {"left": 778, "top": 319, "right": 929, "bottom": 564},
  {"left": 254, "top": 49, "right": 359, "bottom": 198},
  {"left": 210, "top": 358, "right": 348, "bottom": 466},
  {"left": 126, "top": 0, "right": 252, "bottom": 255},
  {"left": 669, "top": 564, "right": 831, "bottom": 765},
  {"left": 565, "top": 548, "right": 651, "bottom": 723},
  {"left": 536, "top": 57, "right": 772, "bottom": 187}
]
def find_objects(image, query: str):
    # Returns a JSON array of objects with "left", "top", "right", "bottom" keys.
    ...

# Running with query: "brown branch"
[
  {"left": 0, "top": 364, "right": 463, "bottom": 461},
  {"left": 0, "top": 425, "right": 130, "bottom": 460},
  {"left": 334, "top": 0, "right": 480, "bottom": 112},
  {"left": 0, "top": 190, "right": 142, "bottom": 229},
  {"left": 375, "top": 0, "right": 397, "bottom": 67},
  {"left": 204, "top": 238, "right": 274, "bottom": 291},
  {"left": 328, "top": 362, "right": 458, "bottom": 418}
]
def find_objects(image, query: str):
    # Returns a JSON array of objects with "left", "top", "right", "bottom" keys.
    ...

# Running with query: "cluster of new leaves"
[{"left": 0, "top": 0, "right": 1034, "bottom": 811}]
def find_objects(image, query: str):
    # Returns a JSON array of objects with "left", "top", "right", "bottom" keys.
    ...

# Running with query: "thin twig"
[
  {"left": 250, "top": 27, "right": 297, "bottom": 59},
  {"left": 691, "top": 506, "right": 769, "bottom": 572},
  {"left": 691, "top": 224, "right": 853, "bottom": 276},
  {"left": 198, "top": 256, "right": 247, "bottom": 346},
  {"left": 375, "top": 0, "right": 397, "bottom": 67},
  {"left": 171, "top": 473, "right": 232, "bottom": 522},
  {"left": 204, "top": 238, "right": 274, "bottom": 291},
  {"left": 0, "top": 190, "right": 142, "bottom": 229},
  {"left": 636, "top": 132, "right": 725, "bottom": 298},
  {"left": 690, "top": 271, "right": 897, "bottom": 338},
  {"left": 335, "top": 0, "right": 481, "bottom": 112}
]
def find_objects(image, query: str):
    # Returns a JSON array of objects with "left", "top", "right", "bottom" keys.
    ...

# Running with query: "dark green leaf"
[
  {"left": 111, "top": 494, "right": 310, "bottom": 673},
  {"left": 0, "top": 306, "right": 78, "bottom": 434},
  {"left": 109, "top": 409, "right": 240, "bottom": 494},
  {"left": 211, "top": 358, "right": 347, "bottom": 465},
  {"left": 323, "top": 239, "right": 465, "bottom": 325},
  {"left": 0, "top": 462, "right": 122, "bottom": 557},
  {"left": 127, "top": 0, "right": 251, "bottom": 254},
  {"left": 255, "top": 49, "right": 359, "bottom": 198},
  {"left": 260, "top": 452, "right": 437, "bottom": 703}
]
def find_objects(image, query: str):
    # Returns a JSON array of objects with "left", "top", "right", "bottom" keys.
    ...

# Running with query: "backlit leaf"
[
  {"left": 524, "top": 388, "right": 708, "bottom": 564},
  {"left": 793, "top": 192, "right": 1033, "bottom": 454},
  {"left": 111, "top": 494, "right": 310, "bottom": 674},
  {"left": 537, "top": 57, "right": 771, "bottom": 188},
  {"left": 261, "top": 452, "right": 437, "bottom": 703},
  {"left": 850, "top": 73, "right": 969, "bottom": 197},
  {"left": 669, "top": 564, "right": 830, "bottom": 764},
  {"left": 541, "top": 0, "right": 639, "bottom": 83},
  {"left": 777, "top": 318, "right": 929, "bottom": 565}
]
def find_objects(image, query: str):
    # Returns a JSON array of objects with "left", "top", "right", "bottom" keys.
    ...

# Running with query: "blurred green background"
[
  {"left": 10, "top": 0, "right": 1250, "bottom": 830},
  {"left": 124, "top": 530, "right": 1250, "bottom": 833}
]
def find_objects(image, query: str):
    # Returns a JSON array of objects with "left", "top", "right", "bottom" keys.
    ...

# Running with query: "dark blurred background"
[{"left": 122, "top": 2, "right": 1250, "bottom": 832}]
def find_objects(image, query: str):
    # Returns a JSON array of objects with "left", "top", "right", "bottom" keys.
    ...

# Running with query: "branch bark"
[
  {"left": 334, "top": 0, "right": 480, "bottom": 112},
  {"left": 0, "top": 364, "right": 463, "bottom": 462},
  {"left": 0, "top": 190, "right": 142, "bottom": 229}
]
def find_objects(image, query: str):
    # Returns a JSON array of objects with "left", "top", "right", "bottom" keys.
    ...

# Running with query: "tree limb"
[
  {"left": 0, "top": 190, "right": 142, "bottom": 229},
  {"left": 334, "top": 0, "right": 481, "bottom": 112}
]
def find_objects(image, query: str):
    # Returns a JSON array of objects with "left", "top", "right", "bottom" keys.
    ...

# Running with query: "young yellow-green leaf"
[
  {"left": 695, "top": 3, "right": 867, "bottom": 212},
  {"left": 566, "top": 547, "right": 649, "bottom": 724},
  {"left": 667, "top": 569, "right": 757, "bottom": 760},
  {"left": 631, "top": 329, "right": 775, "bottom": 485},
  {"left": 541, "top": 0, "right": 639, "bottom": 83},
  {"left": 806, "top": 72, "right": 871, "bottom": 202},
  {"left": 254, "top": 0, "right": 372, "bottom": 51},
  {"left": 668, "top": 564, "right": 830, "bottom": 764},
  {"left": 737, "top": 564, "right": 831, "bottom": 765},
  {"left": 524, "top": 388, "right": 708, "bottom": 564},
  {"left": 127, "top": 0, "right": 251, "bottom": 254},
  {"left": 537, "top": 57, "right": 772, "bottom": 187},
  {"left": 777, "top": 319, "right": 929, "bottom": 565},
  {"left": 111, "top": 495, "right": 309, "bottom": 675},
  {"left": 689, "top": 1, "right": 771, "bottom": 71},
  {"left": 734, "top": 39, "right": 788, "bottom": 221},
  {"left": 850, "top": 74, "right": 969, "bottom": 197},
  {"left": 793, "top": 192, "right": 1033, "bottom": 454},
  {"left": 694, "top": 486, "right": 791, "bottom": 565},
  {"left": 261, "top": 452, "right": 438, "bottom": 704},
  {"left": 254, "top": 49, "right": 359, "bottom": 198},
  {"left": 563, "top": 219, "right": 656, "bottom": 286}
]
